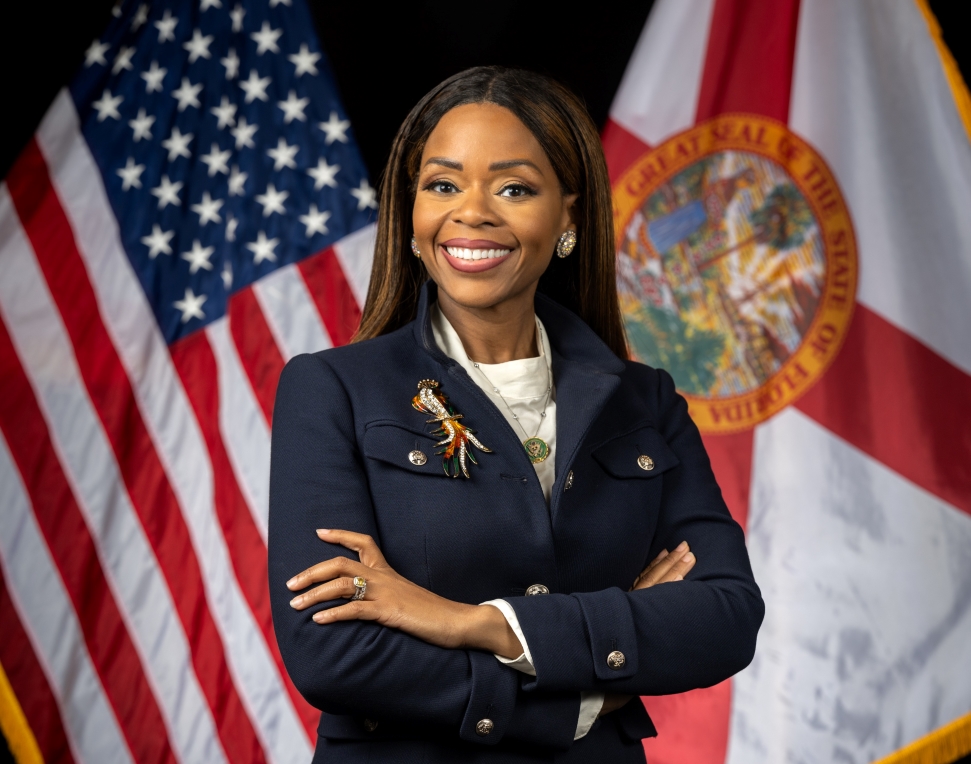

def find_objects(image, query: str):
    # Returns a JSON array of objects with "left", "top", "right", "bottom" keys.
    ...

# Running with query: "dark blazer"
[{"left": 269, "top": 282, "right": 764, "bottom": 763}]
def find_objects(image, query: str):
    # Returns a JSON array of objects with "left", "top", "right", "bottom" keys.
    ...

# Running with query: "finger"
[
  {"left": 631, "top": 549, "right": 671, "bottom": 589},
  {"left": 636, "top": 542, "right": 690, "bottom": 589},
  {"left": 317, "top": 529, "right": 388, "bottom": 568},
  {"left": 652, "top": 551, "right": 697, "bottom": 585},
  {"left": 286, "top": 555, "right": 368, "bottom": 591},
  {"left": 312, "top": 600, "right": 381, "bottom": 624},
  {"left": 289, "top": 577, "right": 361, "bottom": 610}
]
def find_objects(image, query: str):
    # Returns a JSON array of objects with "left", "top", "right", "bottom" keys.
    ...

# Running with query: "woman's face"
[{"left": 413, "top": 103, "right": 577, "bottom": 312}]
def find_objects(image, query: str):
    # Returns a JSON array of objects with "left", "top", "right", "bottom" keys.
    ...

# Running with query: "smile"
[{"left": 440, "top": 239, "right": 514, "bottom": 273}]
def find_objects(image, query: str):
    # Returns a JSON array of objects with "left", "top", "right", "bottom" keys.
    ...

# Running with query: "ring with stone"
[{"left": 351, "top": 576, "right": 367, "bottom": 601}]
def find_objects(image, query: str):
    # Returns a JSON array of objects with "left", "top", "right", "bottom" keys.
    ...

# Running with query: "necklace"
[{"left": 469, "top": 323, "right": 553, "bottom": 465}]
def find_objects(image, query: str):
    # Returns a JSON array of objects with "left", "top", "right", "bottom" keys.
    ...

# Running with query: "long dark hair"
[{"left": 353, "top": 66, "right": 628, "bottom": 359}]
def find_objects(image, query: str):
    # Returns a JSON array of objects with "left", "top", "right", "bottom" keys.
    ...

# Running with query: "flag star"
[
  {"left": 225, "top": 214, "right": 238, "bottom": 242},
  {"left": 247, "top": 231, "right": 279, "bottom": 264},
  {"left": 92, "top": 90, "right": 123, "bottom": 121},
  {"left": 182, "top": 240, "right": 215, "bottom": 273},
  {"left": 201, "top": 0, "right": 222, "bottom": 10},
  {"left": 350, "top": 179, "right": 378, "bottom": 210},
  {"left": 255, "top": 183, "right": 288, "bottom": 216},
  {"left": 288, "top": 44, "right": 320, "bottom": 77},
  {"left": 116, "top": 157, "right": 145, "bottom": 190},
  {"left": 277, "top": 90, "right": 309, "bottom": 124},
  {"left": 220, "top": 48, "right": 240, "bottom": 80},
  {"left": 191, "top": 191, "right": 224, "bottom": 225},
  {"left": 230, "top": 4, "right": 245, "bottom": 32},
  {"left": 299, "top": 204, "right": 330, "bottom": 237},
  {"left": 250, "top": 21, "right": 282, "bottom": 55},
  {"left": 270, "top": 0, "right": 291, "bottom": 6},
  {"left": 222, "top": 260, "right": 233, "bottom": 289},
  {"left": 240, "top": 70, "right": 270, "bottom": 103},
  {"left": 201, "top": 143, "right": 231, "bottom": 177},
  {"left": 151, "top": 175, "right": 183, "bottom": 208},
  {"left": 112, "top": 45, "right": 135, "bottom": 74},
  {"left": 162, "top": 127, "right": 193, "bottom": 160},
  {"left": 230, "top": 116, "right": 257, "bottom": 149},
  {"left": 267, "top": 137, "right": 299, "bottom": 170},
  {"left": 174, "top": 287, "right": 207, "bottom": 323},
  {"left": 307, "top": 157, "right": 339, "bottom": 189},
  {"left": 318, "top": 111, "right": 350, "bottom": 144},
  {"left": 141, "top": 61, "right": 167, "bottom": 92},
  {"left": 183, "top": 29, "right": 214, "bottom": 63},
  {"left": 84, "top": 39, "right": 109, "bottom": 67},
  {"left": 172, "top": 77, "right": 203, "bottom": 111},
  {"left": 141, "top": 224, "right": 174, "bottom": 258},
  {"left": 210, "top": 96, "right": 237, "bottom": 129},
  {"left": 111, "top": 1, "right": 122, "bottom": 16},
  {"left": 228, "top": 165, "right": 248, "bottom": 196},
  {"left": 155, "top": 9, "right": 178, "bottom": 43},
  {"left": 131, "top": 3, "right": 149, "bottom": 30},
  {"left": 128, "top": 108, "right": 155, "bottom": 141}
]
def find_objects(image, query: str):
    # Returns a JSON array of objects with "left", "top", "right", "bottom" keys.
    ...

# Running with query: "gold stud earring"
[
  {"left": 555, "top": 230, "right": 577, "bottom": 258},
  {"left": 411, "top": 235, "right": 421, "bottom": 259}
]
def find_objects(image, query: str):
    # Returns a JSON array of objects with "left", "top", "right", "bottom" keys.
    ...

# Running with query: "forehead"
[{"left": 422, "top": 102, "right": 548, "bottom": 167}]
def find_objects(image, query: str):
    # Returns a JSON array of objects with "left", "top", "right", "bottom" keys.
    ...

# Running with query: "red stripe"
[
  {"left": 642, "top": 681, "right": 731, "bottom": 764},
  {"left": 0, "top": 317, "right": 175, "bottom": 763},
  {"left": 298, "top": 245, "right": 362, "bottom": 347},
  {"left": 797, "top": 305, "right": 971, "bottom": 517},
  {"left": 602, "top": 118, "right": 654, "bottom": 186},
  {"left": 0, "top": 567, "right": 75, "bottom": 764},
  {"left": 170, "top": 330, "right": 319, "bottom": 739},
  {"left": 228, "top": 287, "right": 285, "bottom": 423},
  {"left": 7, "top": 139, "right": 267, "bottom": 764},
  {"left": 701, "top": 430, "right": 754, "bottom": 530}
]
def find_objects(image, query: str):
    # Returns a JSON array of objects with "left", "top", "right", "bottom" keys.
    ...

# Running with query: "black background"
[{"left": 0, "top": 2, "right": 969, "bottom": 763}]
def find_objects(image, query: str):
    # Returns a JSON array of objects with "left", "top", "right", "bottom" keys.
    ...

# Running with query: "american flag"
[{"left": 0, "top": 0, "right": 376, "bottom": 761}]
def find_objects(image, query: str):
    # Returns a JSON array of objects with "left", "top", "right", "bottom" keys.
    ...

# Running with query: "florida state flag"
[{"left": 604, "top": 2, "right": 971, "bottom": 763}]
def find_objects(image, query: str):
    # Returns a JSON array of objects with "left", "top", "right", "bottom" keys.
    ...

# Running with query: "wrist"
[{"left": 461, "top": 604, "right": 523, "bottom": 658}]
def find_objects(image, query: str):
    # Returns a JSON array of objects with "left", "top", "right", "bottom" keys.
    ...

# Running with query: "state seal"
[{"left": 613, "top": 114, "right": 858, "bottom": 433}]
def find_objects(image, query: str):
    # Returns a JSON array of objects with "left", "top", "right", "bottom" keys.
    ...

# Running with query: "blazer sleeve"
[
  {"left": 504, "top": 368, "right": 765, "bottom": 695},
  {"left": 268, "top": 353, "right": 580, "bottom": 749}
]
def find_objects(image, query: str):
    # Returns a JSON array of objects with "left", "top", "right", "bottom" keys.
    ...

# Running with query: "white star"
[
  {"left": 307, "top": 157, "right": 340, "bottom": 189},
  {"left": 151, "top": 175, "right": 183, "bottom": 208},
  {"left": 270, "top": 0, "right": 291, "bottom": 6},
  {"left": 200, "top": 143, "right": 231, "bottom": 177},
  {"left": 116, "top": 157, "right": 145, "bottom": 190},
  {"left": 267, "top": 137, "right": 298, "bottom": 170},
  {"left": 111, "top": 1, "right": 122, "bottom": 16},
  {"left": 221, "top": 260, "right": 233, "bottom": 289},
  {"left": 228, "top": 165, "right": 248, "bottom": 196},
  {"left": 92, "top": 90, "right": 123, "bottom": 121},
  {"left": 141, "top": 224, "right": 174, "bottom": 258},
  {"left": 299, "top": 204, "right": 331, "bottom": 237},
  {"left": 220, "top": 48, "right": 240, "bottom": 80},
  {"left": 112, "top": 46, "right": 135, "bottom": 74},
  {"left": 230, "top": 116, "right": 257, "bottom": 149},
  {"left": 191, "top": 191, "right": 224, "bottom": 225},
  {"left": 128, "top": 108, "right": 155, "bottom": 141},
  {"left": 172, "top": 77, "right": 203, "bottom": 111},
  {"left": 277, "top": 90, "right": 309, "bottom": 124},
  {"left": 155, "top": 10, "right": 177, "bottom": 42},
  {"left": 239, "top": 70, "right": 270, "bottom": 103},
  {"left": 200, "top": 0, "right": 222, "bottom": 10},
  {"left": 174, "top": 288, "right": 207, "bottom": 323},
  {"left": 288, "top": 44, "right": 320, "bottom": 77},
  {"left": 182, "top": 240, "right": 215, "bottom": 273},
  {"left": 131, "top": 4, "right": 149, "bottom": 30},
  {"left": 161, "top": 127, "right": 193, "bottom": 160},
  {"left": 250, "top": 21, "right": 282, "bottom": 55},
  {"left": 183, "top": 29, "right": 214, "bottom": 63},
  {"left": 210, "top": 96, "right": 237, "bottom": 129},
  {"left": 141, "top": 61, "right": 167, "bottom": 92},
  {"left": 230, "top": 4, "right": 245, "bottom": 32},
  {"left": 255, "top": 183, "right": 288, "bottom": 216},
  {"left": 350, "top": 179, "right": 378, "bottom": 210},
  {"left": 318, "top": 111, "right": 350, "bottom": 144},
  {"left": 84, "top": 40, "right": 109, "bottom": 67},
  {"left": 247, "top": 231, "right": 279, "bottom": 264},
  {"left": 225, "top": 214, "right": 238, "bottom": 242}
]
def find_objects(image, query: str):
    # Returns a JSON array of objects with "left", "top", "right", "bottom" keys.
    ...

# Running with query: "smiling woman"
[{"left": 268, "top": 66, "right": 764, "bottom": 763}]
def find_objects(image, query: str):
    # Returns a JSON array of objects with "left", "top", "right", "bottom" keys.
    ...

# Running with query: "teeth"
[{"left": 445, "top": 247, "right": 511, "bottom": 261}]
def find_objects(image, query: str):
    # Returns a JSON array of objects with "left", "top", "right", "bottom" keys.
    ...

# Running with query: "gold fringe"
[
  {"left": 0, "top": 659, "right": 43, "bottom": 764},
  {"left": 914, "top": 0, "right": 971, "bottom": 146},
  {"left": 874, "top": 712, "right": 971, "bottom": 764}
]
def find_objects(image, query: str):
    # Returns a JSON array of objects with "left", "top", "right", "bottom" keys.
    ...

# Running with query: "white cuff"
[
  {"left": 575, "top": 692, "right": 605, "bottom": 739},
  {"left": 479, "top": 599, "right": 535, "bottom": 676}
]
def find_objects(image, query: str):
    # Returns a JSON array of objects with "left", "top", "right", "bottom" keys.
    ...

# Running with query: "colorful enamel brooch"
[{"left": 412, "top": 379, "right": 491, "bottom": 478}]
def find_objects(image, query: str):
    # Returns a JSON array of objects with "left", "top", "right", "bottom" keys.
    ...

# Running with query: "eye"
[
  {"left": 498, "top": 183, "right": 536, "bottom": 199},
  {"left": 424, "top": 180, "right": 459, "bottom": 194}
]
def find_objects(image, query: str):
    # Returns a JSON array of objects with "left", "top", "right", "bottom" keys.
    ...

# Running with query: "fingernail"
[
  {"left": 674, "top": 575, "right": 683, "bottom": 581},
  {"left": 657, "top": 549, "right": 669, "bottom": 560},
  {"left": 316, "top": 529, "right": 331, "bottom": 535},
  {"left": 286, "top": 578, "right": 297, "bottom": 589},
  {"left": 289, "top": 596, "right": 302, "bottom": 608},
  {"left": 676, "top": 541, "right": 688, "bottom": 551},
  {"left": 683, "top": 553, "right": 695, "bottom": 563},
  {"left": 312, "top": 612, "right": 325, "bottom": 623}
]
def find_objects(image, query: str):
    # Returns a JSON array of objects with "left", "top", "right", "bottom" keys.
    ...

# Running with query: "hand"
[{"left": 286, "top": 530, "right": 524, "bottom": 658}]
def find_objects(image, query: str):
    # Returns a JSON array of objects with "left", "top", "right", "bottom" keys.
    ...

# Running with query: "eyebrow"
[
  {"left": 421, "top": 157, "right": 543, "bottom": 173},
  {"left": 423, "top": 157, "right": 462, "bottom": 170}
]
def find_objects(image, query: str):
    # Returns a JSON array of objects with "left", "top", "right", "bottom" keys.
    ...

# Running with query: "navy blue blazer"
[{"left": 269, "top": 282, "right": 764, "bottom": 762}]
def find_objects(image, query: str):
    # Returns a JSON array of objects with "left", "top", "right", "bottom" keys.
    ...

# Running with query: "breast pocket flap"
[
  {"left": 362, "top": 421, "right": 445, "bottom": 477},
  {"left": 591, "top": 425, "right": 679, "bottom": 479}
]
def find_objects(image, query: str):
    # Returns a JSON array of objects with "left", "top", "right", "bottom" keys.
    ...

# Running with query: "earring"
[
  {"left": 555, "top": 230, "right": 577, "bottom": 258},
  {"left": 411, "top": 235, "right": 421, "bottom": 259}
]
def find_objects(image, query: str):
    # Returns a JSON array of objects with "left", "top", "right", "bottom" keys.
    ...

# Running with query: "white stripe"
[
  {"left": 207, "top": 318, "right": 272, "bottom": 541},
  {"left": 790, "top": 0, "right": 971, "bottom": 374},
  {"left": 727, "top": 408, "right": 971, "bottom": 764},
  {"left": 0, "top": 432, "right": 133, "bottom": 764},
  {"left": 35, "top": 90, "right": 313, "bottom": 764},
  {"left": 608, "top": 0, "right": 715, "bottom": 145},
  {"left": 252, "top": 264, "right": 332, "bottom": 360},
  {"left": 332, "top": 222, "right": 376, "bottom": 310},
  {"left": 0, "top": 185, "right": 227, "bottom": 764}
]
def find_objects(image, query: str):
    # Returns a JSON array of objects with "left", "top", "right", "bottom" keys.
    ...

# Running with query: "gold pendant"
[
  {"left": 523, "top": 437, "right": 550, "bottom": 464},
  {"left": 412, "top": 380, "right": 491, "bottom": 478}
]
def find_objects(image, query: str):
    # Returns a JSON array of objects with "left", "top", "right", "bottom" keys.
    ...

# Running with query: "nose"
[{"left": 452, "top": 184, "right": 500, "bottom": 228}]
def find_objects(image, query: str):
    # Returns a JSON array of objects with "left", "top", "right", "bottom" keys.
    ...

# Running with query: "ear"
[{"left": 561, "top": 192, "right": 579, "bottom": 231}]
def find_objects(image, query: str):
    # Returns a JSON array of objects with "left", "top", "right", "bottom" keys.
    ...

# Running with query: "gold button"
[
  {"left": 606, "top": 650, "right": 626, "bottom": 670},
  {"left": 525, "top": 584, "right": 549, "bottom": 596},
  {"left": 637, "top": 455, "right": 655, "bottom": 471},
  {"left": 363, "top": 718, "right": 378, "bottom": 732},
  {"left": 475, "top": 718, "right": 494, "bottom": 736},
  {"left": 408, "top": 450, "right": 427, "bottom": 466},
  {"left": 565, "top": 470, "right": 574, "bottom": 490}
]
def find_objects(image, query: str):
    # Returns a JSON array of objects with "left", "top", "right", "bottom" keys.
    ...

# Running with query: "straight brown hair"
[{"left": 353, "top": 66, "right": 628, "bottom": 359}]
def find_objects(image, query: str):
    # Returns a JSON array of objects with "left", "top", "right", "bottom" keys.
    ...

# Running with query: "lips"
[{"left": 440, "top": 238, "right": 514, "bottom": 274}]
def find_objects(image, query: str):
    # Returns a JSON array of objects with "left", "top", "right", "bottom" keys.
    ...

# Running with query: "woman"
[{"left": 269, "top": 66, "right": 764, "bottom": 762}]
